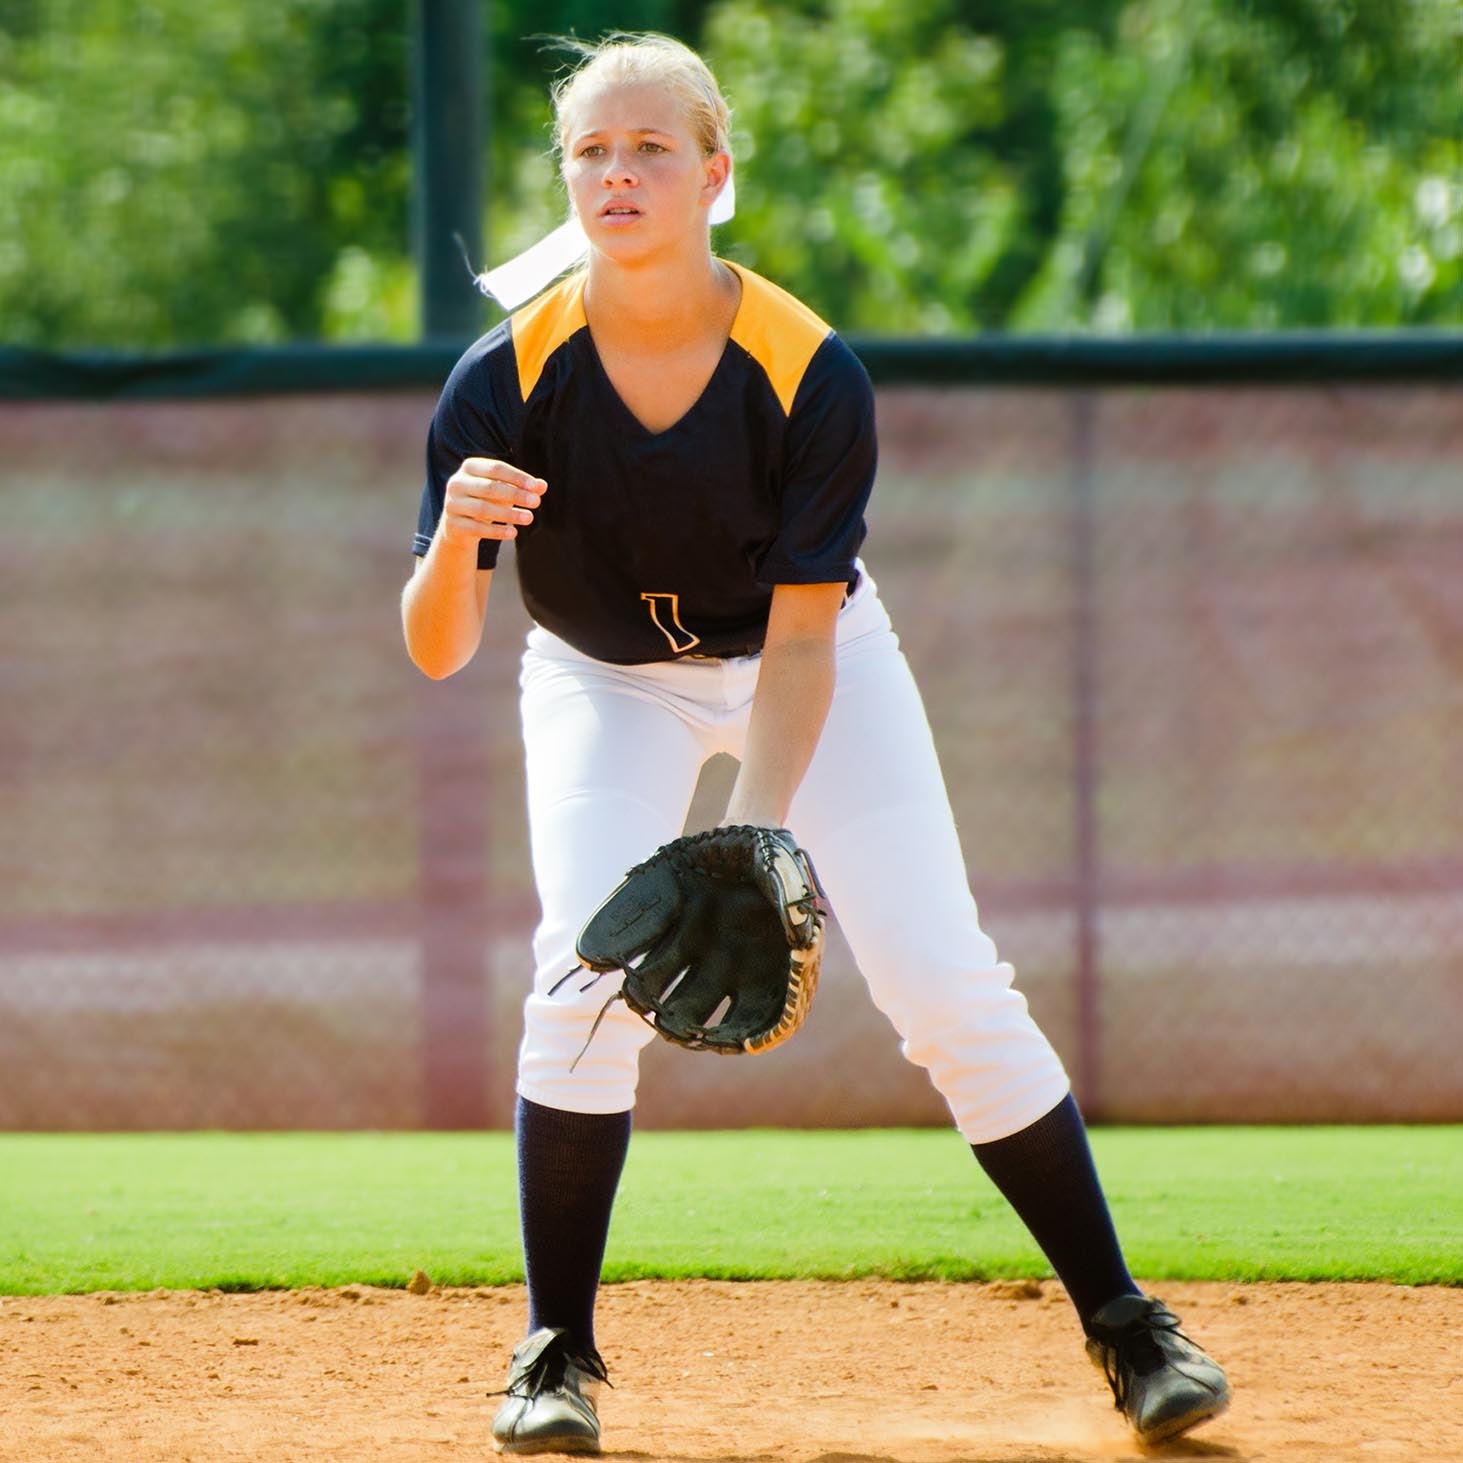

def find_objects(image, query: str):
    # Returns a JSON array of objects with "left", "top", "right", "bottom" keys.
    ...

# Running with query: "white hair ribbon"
[{"left": 473, "top": 176, "right": 736, "bottom": 311}]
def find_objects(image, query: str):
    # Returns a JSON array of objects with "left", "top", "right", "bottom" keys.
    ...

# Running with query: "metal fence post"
[
  {"left": 412, "top": 1, "right": 491, "bottom": 1127},
  {"left": 411, "top": 0, "right": 485, "bottom": 341},
  {"left": 1071, "top": 392, "right": 1103, "bottom": 1116}
]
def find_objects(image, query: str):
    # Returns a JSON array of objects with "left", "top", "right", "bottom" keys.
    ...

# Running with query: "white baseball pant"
[{"left": 514, "top": 570, "right": 1071, "bottom": 1144}]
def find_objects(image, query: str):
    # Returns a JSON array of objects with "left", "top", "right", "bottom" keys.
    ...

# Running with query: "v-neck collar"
[{"left": 578, "top": 259, "right": 748, "bottom": 441}]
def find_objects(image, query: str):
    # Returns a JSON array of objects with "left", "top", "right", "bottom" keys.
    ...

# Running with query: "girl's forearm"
[
  {"left": 723, "top": 635, "right": 835, "bottom": 828},
  {"left": 401, "top": 536, "right": 492, "bottom": 679}
]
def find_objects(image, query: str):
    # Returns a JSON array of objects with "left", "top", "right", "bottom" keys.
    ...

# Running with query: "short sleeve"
[
  {"left": 757, "top": 334, "right": 876, "bottom": 586},
  {"left": 413, "top": 333, "right": 516, "bottom": 570}
]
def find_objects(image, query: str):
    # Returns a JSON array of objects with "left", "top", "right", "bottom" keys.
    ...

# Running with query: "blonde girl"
[{"left": 403, "top": 33, "right": 1229, "bottom": 1456}]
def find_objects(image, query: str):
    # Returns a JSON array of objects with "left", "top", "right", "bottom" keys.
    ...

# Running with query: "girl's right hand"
[{"left": 440, "top": 458, "right": 546, "bottom": 547}]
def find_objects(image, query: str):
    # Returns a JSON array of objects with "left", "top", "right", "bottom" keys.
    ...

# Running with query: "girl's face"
[{"left": 561, "top": 81, "right": 729, "bottom": 262}]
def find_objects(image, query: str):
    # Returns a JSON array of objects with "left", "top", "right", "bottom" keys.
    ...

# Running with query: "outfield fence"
[{"left": 2, "top": 340, "right": 1461, "bottom": 1128}]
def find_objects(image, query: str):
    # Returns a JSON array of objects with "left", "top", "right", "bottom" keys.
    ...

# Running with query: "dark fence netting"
[{"left": 2, "top": 381, "right": 1461, "bottom": 1129}]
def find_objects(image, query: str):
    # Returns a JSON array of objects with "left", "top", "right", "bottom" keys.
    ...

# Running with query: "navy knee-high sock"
[
  {"left": 970, "top": 1093, "right": 1141, "bottom": 1326},
  {"left": 516, "top": 1096, "right": 632, "bottom": 1349}
]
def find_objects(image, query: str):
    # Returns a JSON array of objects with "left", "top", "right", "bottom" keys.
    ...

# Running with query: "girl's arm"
[
  {"left": 401, "top": 457, "right": 545, "bottom": 679},
  {"left": 401, "top": 540, "right": 493, "bottom": 681},
  {"left": 722, "top": 581, "right": 846, "bottom": 827}
]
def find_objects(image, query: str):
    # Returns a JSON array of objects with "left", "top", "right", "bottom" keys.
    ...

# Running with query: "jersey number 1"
[{"left": 640, "top": 592, "right": 701, "bottom": 654}]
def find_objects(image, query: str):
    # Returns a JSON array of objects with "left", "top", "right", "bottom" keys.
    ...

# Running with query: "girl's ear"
[{"left": 702, "top": 151, "right": 732, "bottom": 204}]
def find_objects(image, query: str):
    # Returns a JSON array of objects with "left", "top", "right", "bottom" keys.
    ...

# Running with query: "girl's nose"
[{"left": 602, "top": 150, "right": 638, "bottom": 186}]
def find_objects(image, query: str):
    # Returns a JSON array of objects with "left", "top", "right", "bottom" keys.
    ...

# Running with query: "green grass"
[{"left": 1, "top": 1127, "right": 1458, "bottom": 1295}]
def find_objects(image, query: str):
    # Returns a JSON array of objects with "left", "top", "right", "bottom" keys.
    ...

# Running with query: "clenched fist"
[{"left": 439, "top": 457, "right": 546, "bottom": 547}]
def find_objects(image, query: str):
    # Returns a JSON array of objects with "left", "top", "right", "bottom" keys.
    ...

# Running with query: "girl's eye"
[{"left": 576, "top": 140, "right": 665, "bottom": 159}]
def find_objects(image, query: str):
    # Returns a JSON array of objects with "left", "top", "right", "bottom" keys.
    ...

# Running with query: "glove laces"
[{"left": 546, "top": 964, "right": 625, "bottom": 1074}]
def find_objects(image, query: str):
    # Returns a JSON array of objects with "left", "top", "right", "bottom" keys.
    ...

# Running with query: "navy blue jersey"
[{"left": 413, "top": 260, "right": 876, "bottom": 665}]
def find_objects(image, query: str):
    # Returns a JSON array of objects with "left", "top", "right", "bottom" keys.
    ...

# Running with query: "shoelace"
[
  {"left": 489, "top": 1337, "right": 611, "bottom": 1401},
  {"left": 1098, "top": 1308, "right": 1191, "bottom": 1411}
]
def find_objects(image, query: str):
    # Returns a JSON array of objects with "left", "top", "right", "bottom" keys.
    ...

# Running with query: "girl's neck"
[{"left": 583, "top": 249, "right": 739, "bottom": 353}]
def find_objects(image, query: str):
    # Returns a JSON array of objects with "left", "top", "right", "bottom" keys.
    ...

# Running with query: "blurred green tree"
[
  {"left": 1, "top": 0, "right": 1458, "bottom": 346},
  {"left": 1012, "top": 0, "right": 1463, "bottom": 330},
  {"left": 0, "top": 0, "right": 415, "bottom": 347},
  {"left": 0, "top": 0, "right": 702, "bottom": 345},
  {"left": 702, "top": 0, "right": 1462, "bottom": 331}
]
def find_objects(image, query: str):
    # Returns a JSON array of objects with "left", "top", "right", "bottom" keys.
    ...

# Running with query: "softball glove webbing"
[{"left": 574, "top": 825, "right": 827, "bottom": 1055}]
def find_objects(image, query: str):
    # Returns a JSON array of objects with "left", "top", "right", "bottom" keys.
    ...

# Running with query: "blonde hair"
[{"left": 550, "top": 32, "right": 732, "bottom": 163}]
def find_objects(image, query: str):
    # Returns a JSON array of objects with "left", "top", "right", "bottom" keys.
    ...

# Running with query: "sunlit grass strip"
[{"left": 1, "top": 1127, "right": 1457, "bottom": 1294}]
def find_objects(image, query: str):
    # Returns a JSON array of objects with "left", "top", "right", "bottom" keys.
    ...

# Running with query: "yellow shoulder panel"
[
  {"left": 726, "top": 261, "right": 832, "bottom": 416},
  {"left": 511, "top": 273, "right": 589, "bottom": 403}
]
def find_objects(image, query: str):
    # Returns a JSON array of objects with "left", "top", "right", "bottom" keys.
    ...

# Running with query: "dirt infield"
[{"left": 3, "top": 1279, "right": 1456, "bottom": 1462}]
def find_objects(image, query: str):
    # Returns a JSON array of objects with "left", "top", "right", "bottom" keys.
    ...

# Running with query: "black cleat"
[
  {"left": 491, "top": 1326, "right": 609, "bottom": 1455},
  {"left": 1085, "top": 1294, "right": 1231, "bottom": 1444}
]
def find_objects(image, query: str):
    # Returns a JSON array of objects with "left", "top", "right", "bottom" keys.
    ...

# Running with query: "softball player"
[{"left": 402, "top": 33, "right": 1229, "bottom": 1455}]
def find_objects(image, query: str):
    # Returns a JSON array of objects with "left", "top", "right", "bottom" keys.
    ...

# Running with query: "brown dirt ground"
[{"left": 2, "top": 1279, "right": 1458, "bottom": 1463}]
